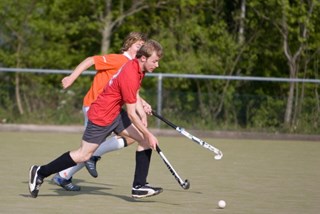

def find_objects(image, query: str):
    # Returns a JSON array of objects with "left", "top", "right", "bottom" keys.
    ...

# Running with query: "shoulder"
[
  {"left": 123, "top": 59, "right": 139, "bottom": 71},
  {"left": 107, "top": 54, "right": 128, "bottom": 61},
  {"left": 93, "top": 54, "right": 127, "bottom": 62}
]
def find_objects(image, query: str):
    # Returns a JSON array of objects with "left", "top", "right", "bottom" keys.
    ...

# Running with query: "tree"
[
  {"left": 250, "top": 0, "right": 319, "bottom": 130},
  {"left": 91, "top": 0, "right": 167, "bottom": 53},
  {"left": 0, "top": 0, "right": 38, "bottom": 115},
  {"left": 130, "top": 0, "right": 252, "bottom": 127},
  {"left": 0, "top": 0, "right": 100, "bottom": 119},
  {"left": 280, "top": 0, "right": 316, "bottom": 128}
]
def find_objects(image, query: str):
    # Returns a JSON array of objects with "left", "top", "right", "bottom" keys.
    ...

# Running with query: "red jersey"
[
  {"left": 88, "top": 59, "right": 145, "bottom": 126},
  {"left": 83, "top": 54, "right": 129, "bottom": 107}
]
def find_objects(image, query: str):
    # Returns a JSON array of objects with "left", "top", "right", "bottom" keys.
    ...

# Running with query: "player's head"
[
  {"left": 137, "top": 40, "right": 163, "bottom": 73},
  {"left": 136, "top": 39, "right": 163, "bottom": 59},
  {"left": 120, "top": 32, "right": 147, "bottom": 53}
]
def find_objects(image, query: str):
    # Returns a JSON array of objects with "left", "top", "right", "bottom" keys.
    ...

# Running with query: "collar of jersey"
[{"left": 123, "top": 52, "right": 132, "bottom": 60}]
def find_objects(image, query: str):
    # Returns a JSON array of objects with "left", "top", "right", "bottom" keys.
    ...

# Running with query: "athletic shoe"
[
  {"left": 28, "top": 165, "right": 44, "bottom": 198},
  {"left": 85, "top": 156, "right": 101, "bottom": 178},
  {"left": 52, "top": 173, "right": 81, "bottom": 191},
  {"left": 132, "top": 185, "right": 163, "bottom": 199}
]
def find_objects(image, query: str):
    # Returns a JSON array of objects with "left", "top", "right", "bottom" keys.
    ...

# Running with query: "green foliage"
[
  {"left": 0, "top": 0, "right": 320, "bottom": 134},
  {"left": 249, "top": 96, "right": 285, "bottom": 130}
]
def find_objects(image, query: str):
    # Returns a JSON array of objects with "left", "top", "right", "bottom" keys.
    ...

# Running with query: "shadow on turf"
[
  {"left": 22, "top": 177, "right": 202, "bottom": 204},
  {"left": 21, "top": 179, "right": 160, "bottom": 203}
]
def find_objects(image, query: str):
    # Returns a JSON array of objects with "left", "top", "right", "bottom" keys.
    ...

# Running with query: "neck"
[
  {"left": 137, "top": 58, "right": 145, "bottom": 73},
  {"left": 123, "top": 51, "right": 133, "bottom": 60}
]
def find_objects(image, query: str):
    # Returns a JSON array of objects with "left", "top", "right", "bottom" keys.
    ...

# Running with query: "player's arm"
[
  {"left": 61, "top": 57, "right": 94, "bottom": 89},
  {"left": 126, "top": 102, "right": 158, "bottom": 150},
  {"left": 135, "top": 91, "right": 148, "bottom": 127}
]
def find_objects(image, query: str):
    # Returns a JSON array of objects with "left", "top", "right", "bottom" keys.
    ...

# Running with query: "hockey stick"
[
  {"left": 152, "top": 110, "right": 223, "bottom": 160},
  {"left": 156, "top": 145, "right": 190, "bottom": 190}
]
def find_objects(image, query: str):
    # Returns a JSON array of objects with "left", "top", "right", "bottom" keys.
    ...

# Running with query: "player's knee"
[
  {"left": 75, "top": 151, "right": 93, "bottom": 162},
  {"left": 137, "top": 140, "right": 150, "bottom": 150},
  {"left": 83, "top": 153, "right": 93, "bottom": 162},
  {"left": 125, "top": 137, "right": 136, "bottom": 145}
]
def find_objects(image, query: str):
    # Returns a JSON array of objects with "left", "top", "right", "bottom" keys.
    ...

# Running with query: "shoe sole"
[
  {"left": 132, "top": 189, "right": 163, "bottom": 199},
  {"left": 60, "top": 183, "right": 81, "bottom": 191}
]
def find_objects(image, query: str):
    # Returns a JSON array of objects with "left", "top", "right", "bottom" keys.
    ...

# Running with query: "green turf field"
[{"left": 0, "top": 131, "right": 319, "bottom": 214}]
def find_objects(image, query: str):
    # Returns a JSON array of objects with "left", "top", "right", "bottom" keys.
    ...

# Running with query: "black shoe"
[
  {"left": 85, "top": 156, "right": 101, "bottom": 178},
  {"left": 132, "top": 185, "right": 163, "bottom": 199},
  {"left": 28, "top": 165, "right": 44, "bottom": 198},
  {"left": 52, "top": 173, "right": 81, "bottom": 191}
]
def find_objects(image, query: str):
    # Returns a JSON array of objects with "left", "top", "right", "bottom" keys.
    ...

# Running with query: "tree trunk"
[
  {"left": 99, "top": 0, "right": 151, "bottom": 54},
  {"left": 15, "top": 41, "right": 24, "bottom": 115},
  {"left": 101, "top": 23, "right": 113, "bottom": 54},
  {"left": 281, "top": 0, "right": 314, "bottom": 128},
  {"left": 15, "top": 72, "right": 24, "bottom": 115},
  {"left": 238, "top": 0, "right": 246, "bottom": 45},
  {"left": 100, "top": 0, "right": 113, "bottom": 53},
  {"left": 284, "top": 81, "right": 295, "bottom": 126}
]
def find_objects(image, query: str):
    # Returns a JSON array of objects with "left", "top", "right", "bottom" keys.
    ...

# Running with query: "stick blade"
[
  {"left": 214, "top": 151, "right": 223, "bottom": 160},
  {"left": 182, "top": 179, "right": 190, "bottom": 190}
]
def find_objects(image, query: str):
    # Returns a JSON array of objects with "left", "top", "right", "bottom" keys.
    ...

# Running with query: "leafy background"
[{"left": 0, "top": 0, "right": 320, "bottom": 134}]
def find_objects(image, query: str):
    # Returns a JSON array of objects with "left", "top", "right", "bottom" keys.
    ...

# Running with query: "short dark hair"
[{"left": 136, "top": 40, "right": 163, "bottom": 59}]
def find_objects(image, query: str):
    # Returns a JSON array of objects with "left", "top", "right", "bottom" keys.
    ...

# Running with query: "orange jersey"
[{"left": 83, "top": 54, "right": 129, "bottom": 107}]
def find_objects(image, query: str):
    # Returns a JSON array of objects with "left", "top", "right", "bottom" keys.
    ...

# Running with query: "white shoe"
[
  {"left": 28, "top": 165, "right": 43, "bottom": 198},
  {"left": 132, "top": 185, "right": 163, "bottom": 199}
]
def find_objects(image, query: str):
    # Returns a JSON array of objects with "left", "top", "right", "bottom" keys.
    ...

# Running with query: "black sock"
[
  {"left": 132, "top": 149, "right": 152, "bottom": 188},
  {"left": 38, "top": 152, "right": 76, "bottom": 178},
  {"left": 122, "top": 137, "right": 128, "bottom": 147}
]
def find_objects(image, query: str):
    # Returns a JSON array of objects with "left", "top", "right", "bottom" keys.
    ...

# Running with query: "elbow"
[{"left": 86, "top": 57, "right": 94, "bottom": 66}]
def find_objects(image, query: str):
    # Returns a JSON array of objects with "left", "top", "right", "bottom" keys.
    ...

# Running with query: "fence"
[{"left": 1, "top": 67, "right": 319, "bottom": 133}]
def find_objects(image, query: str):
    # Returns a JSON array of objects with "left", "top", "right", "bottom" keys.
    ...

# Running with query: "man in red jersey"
[
  {"left": 53, "top": 32, "right": 150, "bottom": 191},
  {"left": 29, "top": 40, "right": 164, "bottom": 199}
]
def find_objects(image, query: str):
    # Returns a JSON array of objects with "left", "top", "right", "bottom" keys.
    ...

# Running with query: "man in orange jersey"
[{"left": 52, "top": 32, "right": 151, "bottom": 191}]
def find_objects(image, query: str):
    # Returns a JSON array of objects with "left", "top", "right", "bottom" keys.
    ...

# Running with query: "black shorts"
[{"left": 82, "top": 109, "right": 132, "bottom": 144}]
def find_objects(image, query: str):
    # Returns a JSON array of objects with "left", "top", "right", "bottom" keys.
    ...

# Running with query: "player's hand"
[
  {"left": 61, "top": 76, "right": 74, "bottom": 89},
  {"left": 142, "top": 102, "right": 152, "bottom": 115},
  {"left": 146, "top": 133, "right": 158, "bottom": 150}
]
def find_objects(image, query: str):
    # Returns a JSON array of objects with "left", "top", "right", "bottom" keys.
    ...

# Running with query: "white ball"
[{"left": 218, "top": 200, "right": 226, "bottom": 209}]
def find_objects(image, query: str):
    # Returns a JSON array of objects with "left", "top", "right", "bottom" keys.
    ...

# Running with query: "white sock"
[
  {"left": 57, "top": 136, "right": 125, "bottom": 180},
  {"left": 58, "top": 163, "right": 85, "bottom": 180},
  {"left": 93, "top": 136, "right": 126, "bottom": 156}
]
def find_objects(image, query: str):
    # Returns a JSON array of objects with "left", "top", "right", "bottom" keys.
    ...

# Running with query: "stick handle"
[
  {"left": 152, "top": 110, "right": 223, "bottom": 159},
  {"left": 152, "top": 110, "right": 177, "bottom": 129}
]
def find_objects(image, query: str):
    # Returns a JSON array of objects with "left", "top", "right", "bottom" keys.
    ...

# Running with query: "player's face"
[
  {"left": 129, "top": 40, "right": 144, "bottom": 57},
  {"left": 143, "top": 52, "right": 160, "bottom": 73}
]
